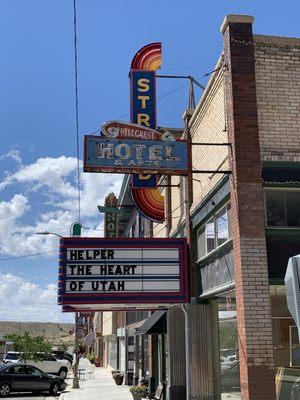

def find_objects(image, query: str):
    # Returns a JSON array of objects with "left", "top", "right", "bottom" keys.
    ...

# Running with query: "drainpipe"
[
  {"left": 181, "top": 304, "right": 191, "bottom": 400},
  {"left": 182, "top": 108, "right": 193, "bottom": 400}
]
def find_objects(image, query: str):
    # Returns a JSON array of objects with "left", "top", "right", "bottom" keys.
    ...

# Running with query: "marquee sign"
[
  {"left": 58, "top": 237, "right": 189, "bottom": 306},
  {"left": 83, "top": 135, "right": 189, "bottom": 175}
]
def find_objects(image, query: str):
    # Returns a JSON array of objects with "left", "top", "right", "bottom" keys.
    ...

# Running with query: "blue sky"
[{"left": 0, "top": 0, "right": 300, "bottom": 322}]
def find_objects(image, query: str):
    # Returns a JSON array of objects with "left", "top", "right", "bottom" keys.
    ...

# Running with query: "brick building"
[
  {"left": 159, "top": 14, "right": 300, "bottom": 400},
  {"left": 95, "top": 14, "right": 300, "bottom": 400}
]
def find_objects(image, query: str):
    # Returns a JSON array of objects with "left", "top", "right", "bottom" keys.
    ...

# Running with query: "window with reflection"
[
  {"left": 265, "top": 190, "right": 300, "bottom": 227},
  {"left": 26, "top": 366, "right": 43, "bottom": 376},
  {"left": 197, "top": 204, "right": 231, "bottom": 260},
  {"left": 206, "top": 219, "right": 215, "bottom": 253},
  {"left": 216, "top": 208, "right": 229, "bottom": 246},
  {"left": 217, "top": 292, "right": 241, "bottom": 398}
]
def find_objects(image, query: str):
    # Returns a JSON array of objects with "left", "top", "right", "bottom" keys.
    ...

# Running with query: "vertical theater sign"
[{"left": 129, "top": 43, "right": 165, "bottom": 223}]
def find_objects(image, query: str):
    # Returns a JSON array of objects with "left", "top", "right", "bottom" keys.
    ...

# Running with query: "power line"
[
  {"left": 0, "top": 250, "right": 58, "bottom": 262},
  {"left": 87, "top": 66, "right": 224, "bottom": 136},
  {"left": 159, "top": 63, "right": 216, "bottom": 71},
  {"left": 143, "top": 200, "right": 185, "bottom": 238},
  {"left": 73, "top": 0, "right": 81, "bottom": 223},
  {"left": 0, "top": 226, "right": 105, "bottom": 262}
]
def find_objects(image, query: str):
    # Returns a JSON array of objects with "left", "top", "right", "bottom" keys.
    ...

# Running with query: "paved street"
[
  {"left": 60, "top": 368, "right": 132, "bottom": 400},
  {"left": 8, "top": 394, "right": 59, "bottom": 400}
]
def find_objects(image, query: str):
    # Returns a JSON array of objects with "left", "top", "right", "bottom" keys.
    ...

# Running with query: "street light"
[
  {"left": 36, "top": 229, "right": 80, "bottom": 389},
  {"left": 36, "top": 231, "right": 63, "bottom": 238}
]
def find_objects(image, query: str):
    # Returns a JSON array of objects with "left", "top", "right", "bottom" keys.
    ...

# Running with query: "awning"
[
  {"left": 84, "top": 331, "right": 94, "bottom": 346},
  {"left": 135, "top": 311, "right": 167, "bottom": 335},
  {"left": 126, "top": 319, "right": 147, "bottom": 330}
]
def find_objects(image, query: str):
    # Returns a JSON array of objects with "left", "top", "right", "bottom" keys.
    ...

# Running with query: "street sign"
[
  {"left": 58, "top": 237, "right": 189, "bottom": 306},
  {"left": 83, "top": 136, "right": 189, "bottom": 175}
]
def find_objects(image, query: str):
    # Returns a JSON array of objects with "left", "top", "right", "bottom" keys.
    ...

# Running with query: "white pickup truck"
[{"left": 2, "top": 352, "right": 70, "bottom": 379}]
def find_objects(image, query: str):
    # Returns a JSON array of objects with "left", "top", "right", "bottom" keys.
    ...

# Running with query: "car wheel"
[
  {"left": 50, "top": 382, "right": 60, "bottom": 396},
  {"left": 0, "top": 383, "right": 11, "bottom": 397},
  {"left": 59, "top": 368, "right": 68, "bottom": 379}
]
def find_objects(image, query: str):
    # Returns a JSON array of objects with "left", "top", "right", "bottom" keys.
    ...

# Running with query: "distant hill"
[{"left": 0, "top": 321, "right": 75, "bottom": 345}]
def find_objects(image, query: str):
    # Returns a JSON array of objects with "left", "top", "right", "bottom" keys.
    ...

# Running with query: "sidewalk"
[{"left": 60, "top": 367, "right": 132, "bottom": 400}]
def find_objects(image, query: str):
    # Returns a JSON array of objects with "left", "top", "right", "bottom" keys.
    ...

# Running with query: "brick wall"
[
  {"left": 162, "top": 59, "right": 229, "bottom": 238},
  {"left": 255, "top": 35, "right": 300, "bottom": 162},
  {"left": 222, "top": 15, "right": 276, "bottom": 400},
  {"left": 168, "top": 176, "right": 184, "bottom": 237},
  {"left": 189, "top": 62, "right": 229, "bottom": 214}
]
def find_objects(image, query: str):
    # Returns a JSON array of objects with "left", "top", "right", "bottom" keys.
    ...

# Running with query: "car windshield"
[{"left": 5, "top": 353, "right": 20, "bottom": 360}]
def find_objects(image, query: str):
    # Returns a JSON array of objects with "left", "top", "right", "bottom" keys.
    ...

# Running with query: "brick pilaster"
[{"left": 221, "top": 15, "right": 276, "bottom": 400}]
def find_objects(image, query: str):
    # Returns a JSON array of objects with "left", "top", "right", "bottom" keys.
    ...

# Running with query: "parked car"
[
  {"left": 0, "top": 363, "right": 66, "bottom": 396},
  {"left": 52, "top": 350, "right": 73, "bottom": 364},
  {"left": 3, "top": 352, "right": 70, "bottom": 379},
  {"left": 2, "top": 352, "right": 19, "bottom": 364}
]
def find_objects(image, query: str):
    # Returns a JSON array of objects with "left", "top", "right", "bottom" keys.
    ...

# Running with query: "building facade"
[{"left": 95, "top": 14, "right": 300, "bottom": 400}]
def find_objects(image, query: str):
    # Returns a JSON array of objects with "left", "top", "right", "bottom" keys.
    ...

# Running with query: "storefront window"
[
  {"left": 206, "top": 219, "right": 215, "bottom": 253},
  {"left": 216, "top": 208, "right": 229, "bottom": 246},
  {"left": 271, "top": 285, "right": 295, "bottom": 367},
  {"left": 197, "top": 228, "right": 206, "bottom": 259},
  {"left": 218, "top": 292, "right": 241, "bottom": 398},
  {"left": 286, "top": 192, "right": 300, "bottom": 227},
  {"left": 265, "top": 189, "right": 300, "bottom": 227},
  {"left": 108, "top": 335, "right": 117, "bottom": 369},
  {"left": 270, "top": 285, "right": 300, "bottom": 398},
  {"left": 197, "top": 203, "right": 231, "bottom": 260}
]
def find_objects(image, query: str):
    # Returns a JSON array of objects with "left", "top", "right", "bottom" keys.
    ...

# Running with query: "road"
[{"left": 7, "top": 392, "right": 62, "bottom": 399}]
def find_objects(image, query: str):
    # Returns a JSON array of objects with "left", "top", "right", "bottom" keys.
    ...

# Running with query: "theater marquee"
[{"left": 58, "top": 237, "right": 189, "bottom": 306}]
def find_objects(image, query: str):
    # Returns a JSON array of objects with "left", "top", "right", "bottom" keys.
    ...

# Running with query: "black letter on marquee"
[{"left": 69, "top": 282, "right": 77, "bottom": 291}]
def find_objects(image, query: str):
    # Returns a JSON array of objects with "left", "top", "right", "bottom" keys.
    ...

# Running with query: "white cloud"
[
  {"left": 0, "top": 273, "right": 72, "bottom": 322},
  {"left": 0, "top": 150, "right": 22, "bottom": 165},
  {"left": 0, "top": 156, "right": 78, "bottom": 194},
  {"left": 0, "top": 154, "right": 123, "bottom": 323},
  {"left": 0, "top": 155, "right": 123, "bottom": 256},
  {"left": 0, "top": 156, "right": 123, "bottom": 217}
]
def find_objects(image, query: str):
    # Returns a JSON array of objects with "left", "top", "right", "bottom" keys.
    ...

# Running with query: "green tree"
[{"left": 5, "top": 332, "right": 52, "bottom": 362}]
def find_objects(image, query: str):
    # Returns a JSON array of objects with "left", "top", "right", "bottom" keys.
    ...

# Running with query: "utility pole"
[
  {"left": 71, "top": 222, "right": 82, "bottom": 389},
  {"left": 73, "top": 312, "right": 80, "bottom": 389}
]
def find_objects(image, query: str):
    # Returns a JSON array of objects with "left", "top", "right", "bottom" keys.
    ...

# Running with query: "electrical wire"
[
  {"left": 159, "top": 63, "right": 216, "bottom": 71},
  {"left": 0, "top": 250, "right": 58, "bottom": 262},
  {"left": 0, "top": 225, "right": 106, "bottom": 262},
  {"left": 143, "top": 199, "right": 185, "bottom": 238},
  {"left": 87, "top": 66, "right": 224, "bottom": 136},
  {"left": 73, "top": 0, "right": 81, "bottom": 223}
]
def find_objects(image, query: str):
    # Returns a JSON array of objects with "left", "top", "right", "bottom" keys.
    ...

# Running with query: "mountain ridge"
[{"left": 0, "top": 321, "right": 74, "bottom": 343}]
